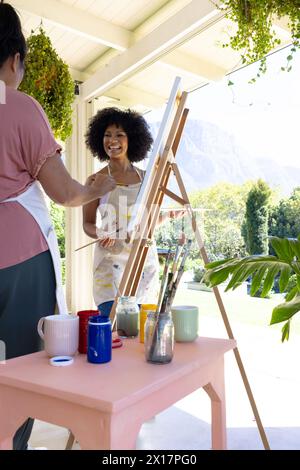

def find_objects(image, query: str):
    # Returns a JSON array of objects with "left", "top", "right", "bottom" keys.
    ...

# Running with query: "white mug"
[{"left": 37, "top": 314, "right": 79, "bottom": 357}]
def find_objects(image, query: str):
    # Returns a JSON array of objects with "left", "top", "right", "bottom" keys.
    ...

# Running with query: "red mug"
[{"left": 77, "top": 310, "right": 99, "bottom": 354}]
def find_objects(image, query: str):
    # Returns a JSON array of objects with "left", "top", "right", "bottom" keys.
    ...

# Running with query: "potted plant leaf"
[
  {"left": 217, "top": 0, "right": 300, "bottom": 79},
  {"left": 19, "top": 28, "right": 75, "bottom": 141},
  {"left": 204, "top": 235, "right": 300, "bottom": 341}
]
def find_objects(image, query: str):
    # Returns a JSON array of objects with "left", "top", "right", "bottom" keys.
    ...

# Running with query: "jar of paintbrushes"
[{"left": 144, "top": 311, "right": 174, "bottom": 363}]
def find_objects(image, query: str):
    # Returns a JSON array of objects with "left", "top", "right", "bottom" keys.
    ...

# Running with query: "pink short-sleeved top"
[{"left": 0, "top": 86, "right": 62, "bottom": 269}]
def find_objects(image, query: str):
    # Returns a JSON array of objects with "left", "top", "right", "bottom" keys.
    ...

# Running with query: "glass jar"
[
  {"left": 144, "top": 311, "right": 174, "bottom": 364},
  {"left": 116, "top": 296, "right": 139, "bottom": 337}
]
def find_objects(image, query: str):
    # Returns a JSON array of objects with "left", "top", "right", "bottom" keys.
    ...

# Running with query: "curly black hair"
[{"left": 85, "top": 107, "right": 153, "bottom": 162}]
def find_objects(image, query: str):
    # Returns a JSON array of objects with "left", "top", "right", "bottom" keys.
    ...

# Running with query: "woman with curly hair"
[{"left": 84, "top": 107, "right": 160, "bottom": 316}]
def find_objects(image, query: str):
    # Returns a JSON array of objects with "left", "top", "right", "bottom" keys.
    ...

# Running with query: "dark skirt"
[{"left": 0, "top": 250, "right": 56, "bottom": 449}]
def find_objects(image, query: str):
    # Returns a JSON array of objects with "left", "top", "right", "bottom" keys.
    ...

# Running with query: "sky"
[
  {"left": 147, "top": 45, "right": 300, "bottom": 168},
  {"left": 188, "top": 45, "right": 300, "bottom": 168}
]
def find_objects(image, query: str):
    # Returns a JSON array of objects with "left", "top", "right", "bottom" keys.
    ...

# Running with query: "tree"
[
  {"left": 269, "top": 187, "right": 300, "bottom": 239},
  {"left": 155, "top": 182, "right": 251, "bottom": 273},
  {"left": 155, "top": 218, "right": 180, "bottom": 250},
  {"left": 244, "top": 179, "right": 272, "bottom": 255},
  {"left": 189, "top": 182, "right": 251, "bottom": 261}
]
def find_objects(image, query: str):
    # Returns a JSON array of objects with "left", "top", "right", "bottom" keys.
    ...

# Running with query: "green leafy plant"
[
  {"left": 19, "top": 28, "right": 74, "bottom": 140},
  {"left": 269, "top": 187, "right": 300, "bottom": 239},
  {"left": 204, "top": 235, "right": 300, "bottom": 341},
  {"left": 245, "top": 180, "right": 272, "bottom": 254},
  {"left": 243, "top": 179, "right": 272, "bottom": 255},
  {"left": 217, "top": 0, "right": 300, "bottom": 80},
  {"left": 50, "top": 201, "right": 65, "bottom": 258}
]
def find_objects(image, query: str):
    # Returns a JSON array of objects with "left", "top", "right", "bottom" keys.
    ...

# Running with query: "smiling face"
[{"left": 103, "top": 124, "right": 128, "bottom": 161}]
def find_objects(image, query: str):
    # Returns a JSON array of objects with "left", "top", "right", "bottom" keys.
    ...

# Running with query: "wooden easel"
[
  {"left": 108, "top": 78, "right": 270, "bottom": 450},
  {"left": 67, "top": 78, "right": 269, "bottom": 450}
]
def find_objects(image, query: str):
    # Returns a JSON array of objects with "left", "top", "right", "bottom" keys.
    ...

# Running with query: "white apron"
[
  {"left": 93, "top": 170, "right": 159, "bottom": 306},
  {"left": 1, "top": 182, "right": 67, "bottom": 314}
]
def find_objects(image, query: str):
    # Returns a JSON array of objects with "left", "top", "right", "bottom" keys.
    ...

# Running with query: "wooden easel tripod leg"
[{"left": 171, "top": 162, "right": 270, "bottom": 450}]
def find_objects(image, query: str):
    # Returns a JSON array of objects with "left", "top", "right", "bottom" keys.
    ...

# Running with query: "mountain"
[{"left": 149, "top": 119, "right": 300, "bottom": 196}]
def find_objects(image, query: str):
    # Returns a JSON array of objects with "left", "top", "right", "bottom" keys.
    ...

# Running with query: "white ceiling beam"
[
  {"left": 160, "top": 50, "right": 227, "bottom": 81},
  {"left": 82, "top": 0, "right": 224, "bottom": 101},
  {"left": 83, "top": 0, "right": 200, "bottom": 75},
  {"left": 85, "top": 50, "right": 120, "bottom": 75},
  {"left": 69, "top": 69, "right": 164, "bottom": 108},
  {"left": 103, "top": 84, "right": 166, "bottom": 109},
  {"left": 133, "top": 0, "right": 193, "bottom": 41},
  {"left": 69, "top": 68, "right": 91, "bottom": 83},
  {"left": 12, "top": 0, "right": 132, "bottom": 50}
]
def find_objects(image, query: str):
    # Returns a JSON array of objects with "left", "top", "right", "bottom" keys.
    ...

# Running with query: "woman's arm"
[
  {"left": 38, "top": 153, "right": 116, "bottom": 207},
  {"left": 82, "top": 176, "right": 116, "bottom": 248},
  {"left": 82, "top": 199, "right": 99, "bottom": 239}
]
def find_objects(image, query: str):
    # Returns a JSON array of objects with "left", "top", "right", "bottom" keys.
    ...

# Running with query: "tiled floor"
[{"left": 29, "top": 309, "right": 300, "bottom": 450}]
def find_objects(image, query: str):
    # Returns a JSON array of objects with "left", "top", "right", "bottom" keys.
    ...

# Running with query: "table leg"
[
  {"left": 203, "top": 357, "right": 227, "bottom": 450},
  {"left": 72, "top": 410, "right": 142, "bottom": 450},
  {"left": 0, "top": 389, "right": 29, "bottom": 451},
  {"left": 0, "top": 436, "right": 13, "bottom": 450},
  {"left": 0, "top": 415, "right": 26, "bottom": 450}
]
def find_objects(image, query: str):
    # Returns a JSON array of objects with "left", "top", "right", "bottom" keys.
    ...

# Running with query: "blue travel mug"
[{"left": 87, "top": 315, "right": 112, "bottom": 364}]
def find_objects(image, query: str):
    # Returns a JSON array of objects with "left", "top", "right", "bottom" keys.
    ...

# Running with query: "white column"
[{"left": 65, "top": 98, "right": 96, "bottom": 313}]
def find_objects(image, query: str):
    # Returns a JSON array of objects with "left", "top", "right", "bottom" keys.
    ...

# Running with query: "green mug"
[{"left": 171, "top": 305, "right": 199, "bottom": 342}]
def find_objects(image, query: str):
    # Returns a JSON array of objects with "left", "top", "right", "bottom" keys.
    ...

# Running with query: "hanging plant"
[
  {"left": 19, "top": 28, "right": 75, "bottom": 141},
  {"left": 216, "top": 0, "right": 300, "bottom": 80}
]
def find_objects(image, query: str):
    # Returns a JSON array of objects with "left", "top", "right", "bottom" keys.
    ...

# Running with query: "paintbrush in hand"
[{"left": 75, "top": 228, "right": 120, "bottom": 252}]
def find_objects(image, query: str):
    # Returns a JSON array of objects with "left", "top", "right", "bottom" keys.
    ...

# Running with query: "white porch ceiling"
[{"left": 11, "top": 0, "right": 293, "bottom": 111}]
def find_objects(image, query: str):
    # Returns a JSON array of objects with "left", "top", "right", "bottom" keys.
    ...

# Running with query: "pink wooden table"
[{"left": 0, "top": 337, "right": 236, "bottom": 450}]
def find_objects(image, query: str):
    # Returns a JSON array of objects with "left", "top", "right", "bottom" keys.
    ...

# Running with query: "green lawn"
[{"left": 173, "top": 286, "right": 300, "bottom": 337}]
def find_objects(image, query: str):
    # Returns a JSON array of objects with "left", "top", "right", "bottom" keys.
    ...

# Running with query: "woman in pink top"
[{"left": 0, "top": 2, "right": 116, "bottom": 450}]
